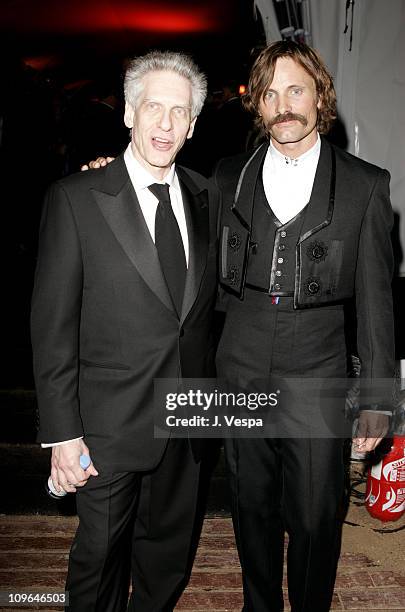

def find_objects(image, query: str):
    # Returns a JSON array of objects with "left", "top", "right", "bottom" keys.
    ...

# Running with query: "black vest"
[{"left": 245, "top": 175, "right": 307, "bottom": 296}]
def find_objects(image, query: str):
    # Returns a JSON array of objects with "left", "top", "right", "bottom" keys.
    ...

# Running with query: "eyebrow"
[
  {"left": 143, "top": 98, "right": 191, "bottom": 109},
  {"left": 266, "top": 84, "right": 306, "bottom": 91}
]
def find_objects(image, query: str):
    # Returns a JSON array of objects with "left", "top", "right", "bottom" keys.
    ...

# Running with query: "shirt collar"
[
  {"left": 124, "top": 143, "right": 177, "bottom": 189},
  {"left": 268, "top": 132, "right": 321, "bottom": 167}
]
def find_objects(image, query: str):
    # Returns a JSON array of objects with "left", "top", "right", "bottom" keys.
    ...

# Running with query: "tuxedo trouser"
[
  {"left": 224, "top": 437, "right": 345, "bottom": 612},
  {"left": 66, "top": 439, "right": 200, "bottom": 612}
]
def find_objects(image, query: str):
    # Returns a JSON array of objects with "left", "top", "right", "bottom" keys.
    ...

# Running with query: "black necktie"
[{"left": 148, "top": 183, "right": 186, "bottom": 316}]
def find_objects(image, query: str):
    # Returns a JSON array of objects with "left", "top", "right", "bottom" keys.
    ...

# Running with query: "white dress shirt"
[
  {"left": 124, "top": 144, "right": 189, "bottom": 265},
  {"left": 263, "top": 134, "right": 321, "bottom": 224},
  {"left": 42, "top": 145, "right": 190, "bottom": 448}
]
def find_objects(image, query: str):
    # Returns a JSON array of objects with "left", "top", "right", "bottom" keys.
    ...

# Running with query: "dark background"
[
  {"left": 0, "top": 0, "right": 265, "bottom": 390},
  {"left": 1, "top": 0, "right": 403, "bottom": 391}
]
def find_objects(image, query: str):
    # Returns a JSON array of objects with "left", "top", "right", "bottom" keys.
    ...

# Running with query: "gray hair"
[{"left": 124, "top": 50, "right": 207, "bottom": 118}]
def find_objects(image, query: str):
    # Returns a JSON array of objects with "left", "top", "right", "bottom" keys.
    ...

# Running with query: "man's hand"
[
  {"left": 50, "top": 440, "right": 98, "bottom": 494},
  {"left": 81, "top": 156, "right": 115, "bottom": 171},
  {"left": 352, "top": 411, "right": 390, "bottom": 453}
]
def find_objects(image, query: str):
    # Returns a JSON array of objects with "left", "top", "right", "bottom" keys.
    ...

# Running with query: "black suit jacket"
[
  {"left": 215, "top": 137, "right": 395, "bottom": 406},
  {"left": 31, "top": 155, "right": 219, "bottom": 471}
]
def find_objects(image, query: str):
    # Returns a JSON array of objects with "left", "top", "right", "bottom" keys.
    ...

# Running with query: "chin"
[
  {"left": 272, "top": 133, "right": 299, "bottom": 145},
  {"left": 149, "top": 155, "right": 172, "bottom": 168}
]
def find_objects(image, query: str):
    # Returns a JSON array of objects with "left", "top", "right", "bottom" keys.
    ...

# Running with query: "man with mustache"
[{"left": 215, "top": 40, "right": 394, "bottom": 611}]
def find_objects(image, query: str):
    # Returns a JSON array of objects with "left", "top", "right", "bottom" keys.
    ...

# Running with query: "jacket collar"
[
  {"left": 176, "top": 166, "right": 209, "bottom": 325},
  {"left": 231, "top": 137, "right": 336, "bottom": 241},
  {"left": 93, "top": 155, "right": 209, "bottom": 322}
]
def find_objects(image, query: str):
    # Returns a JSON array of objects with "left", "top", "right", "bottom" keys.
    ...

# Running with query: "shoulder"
[
  {"left": 327, "top": 140, "right": 392, "bottom": 225},
  {"left": 53, "top": 154, "right": 128, "bottom": 196},
  {"left": 177, "top": 164, "right": 219, "bottom": 204},
  {"left": 329, "top": 140, "right": 389, "bottom": 183},
  {"left": 41, "top": 155, "right": 128, "bottom": 223},
  {"left": 215, "top": 149, "right": 258, "bottom": 180},
  {"left": 177, "top": 165, "right": 213, "bottom": 191}
]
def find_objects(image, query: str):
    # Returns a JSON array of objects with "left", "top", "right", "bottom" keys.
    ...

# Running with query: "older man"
[
  {"left": 215, "top": 40, "right": 394, "bottom": 612},
  {"left": 31, "top": 51, "right": 219, "bottom": 611}
]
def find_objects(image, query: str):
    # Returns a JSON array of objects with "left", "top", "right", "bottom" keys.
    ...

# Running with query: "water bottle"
[{"left": 46, "top": 454, "right": 92, "bottom": 499}]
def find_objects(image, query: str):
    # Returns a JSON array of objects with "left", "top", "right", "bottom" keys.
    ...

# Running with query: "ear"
[
  {"left": 124, "top": 102, "right": 134, "bottom": 129},
  {"left": 186, "top": 117, "right": 197, "bottom": 140},
  {"left": 316, "top": 94, "right": 322, "bottom": 111}
]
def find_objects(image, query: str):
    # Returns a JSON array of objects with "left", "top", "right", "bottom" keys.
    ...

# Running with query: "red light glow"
[
  {"left": 0, "top": 2, "right": 222, "bottom": 34},
  {"left": 121, "top": 10, "right": 215, "bottom": 33},
  {"left": 23, "top": 55, "right": 60, "bottom": 71}
]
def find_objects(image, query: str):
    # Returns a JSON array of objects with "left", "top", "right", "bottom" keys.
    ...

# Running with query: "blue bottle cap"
[{"left": 80, "top": 454, "right": 91, "bottom": 469}]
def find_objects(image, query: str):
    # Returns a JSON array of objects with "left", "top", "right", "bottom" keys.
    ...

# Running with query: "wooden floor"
[
  {"left": 0, "top": 515, "right": 404, "bottom": 611},
  {"left": 0, "top": 397, "right": 404, "bottom": 611}
]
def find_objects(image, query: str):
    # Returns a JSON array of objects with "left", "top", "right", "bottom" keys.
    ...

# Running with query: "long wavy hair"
[{"left": 243, "top": 40, "right": 337, "bottom": 135}]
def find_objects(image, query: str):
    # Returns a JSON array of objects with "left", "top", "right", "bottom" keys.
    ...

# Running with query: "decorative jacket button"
[
  {"left": 228, "top": 266, "right": 239, "bottom": 285},
  {"left": 306, "top": 240, "right": 328, "bottom": 262},
  {"left": 228, "top": 233, "right": 242, "bottom": 251},
  {"left": 308, "top": 280, "right": 320, "bottom": 294}
]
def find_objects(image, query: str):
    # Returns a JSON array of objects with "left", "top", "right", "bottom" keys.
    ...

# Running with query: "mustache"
[{"left": 268, "top": 112, "right": 308, "bottom": 127}]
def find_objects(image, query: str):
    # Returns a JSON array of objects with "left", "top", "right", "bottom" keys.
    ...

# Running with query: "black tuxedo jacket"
[
  {"left": 215, "top": 137, "right": 395, "bottom": 405},
  {"left": 31, "top": 155, "right": 219, "bottom": 471}
]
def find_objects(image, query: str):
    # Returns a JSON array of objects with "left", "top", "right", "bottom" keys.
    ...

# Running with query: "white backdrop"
[
  {"left": 311, "top": 0, "right": 405, "bottom": 275},
  {"left": 254, "top": 0, "right": 405, "bottom": 275}
]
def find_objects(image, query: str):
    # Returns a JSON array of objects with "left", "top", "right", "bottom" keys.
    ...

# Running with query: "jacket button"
[
  {"left": 228, "top": 266, "right": 239, "bottom": 285},
  {"left": 228, "top": 233, "right": 241, "bottom": 251},
  {"left": 308, "top": 281, "right": 320, "bottom": 294}
]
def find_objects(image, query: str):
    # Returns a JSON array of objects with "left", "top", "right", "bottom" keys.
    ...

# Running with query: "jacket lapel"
[
  {"left": 92, "top": 156, "right": 174, "bottom": 314},
  {"left": 298, "top": 137, "right": 336, "bottom": 243},
  {"left": 231, "top": 143, "right": 268, "bottom": 231},
  {"left": 177, "top": 167, "right": 209, "bottom": 325},
  {"left": 231, "top": 138, "right": 336, "bottom": 241}
]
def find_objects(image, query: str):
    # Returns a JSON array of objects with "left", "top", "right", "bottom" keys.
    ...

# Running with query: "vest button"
[
  {"left": 280, "top": 231, "right": 287, "bottom": 238},
  {"left": 277, "top": 257, "right": 284, "bottom": 264},
  {"left": 278, "top": 244, "right": 285, "bottom": 251},
  {"left": 275, "top": 270, "right": 282, "bottom": 277},
  {"left": 274, "top": 283, "right": 281, "bottom": 291}
]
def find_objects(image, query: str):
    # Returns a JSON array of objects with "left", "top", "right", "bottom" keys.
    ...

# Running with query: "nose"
[
  {"left": 158, "top": 107, "right": 173, "bottom": 131},
  {"left": 275, "top": 93, "right": 292, "bottom": 116}
]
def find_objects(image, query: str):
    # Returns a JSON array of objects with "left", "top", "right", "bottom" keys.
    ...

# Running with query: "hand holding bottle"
[
  {"left": 47, "top": 454, "right": 93, "bottom": 498},
  {"left": 48, "top": 440, "right": 98, "bottom": 497}
]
